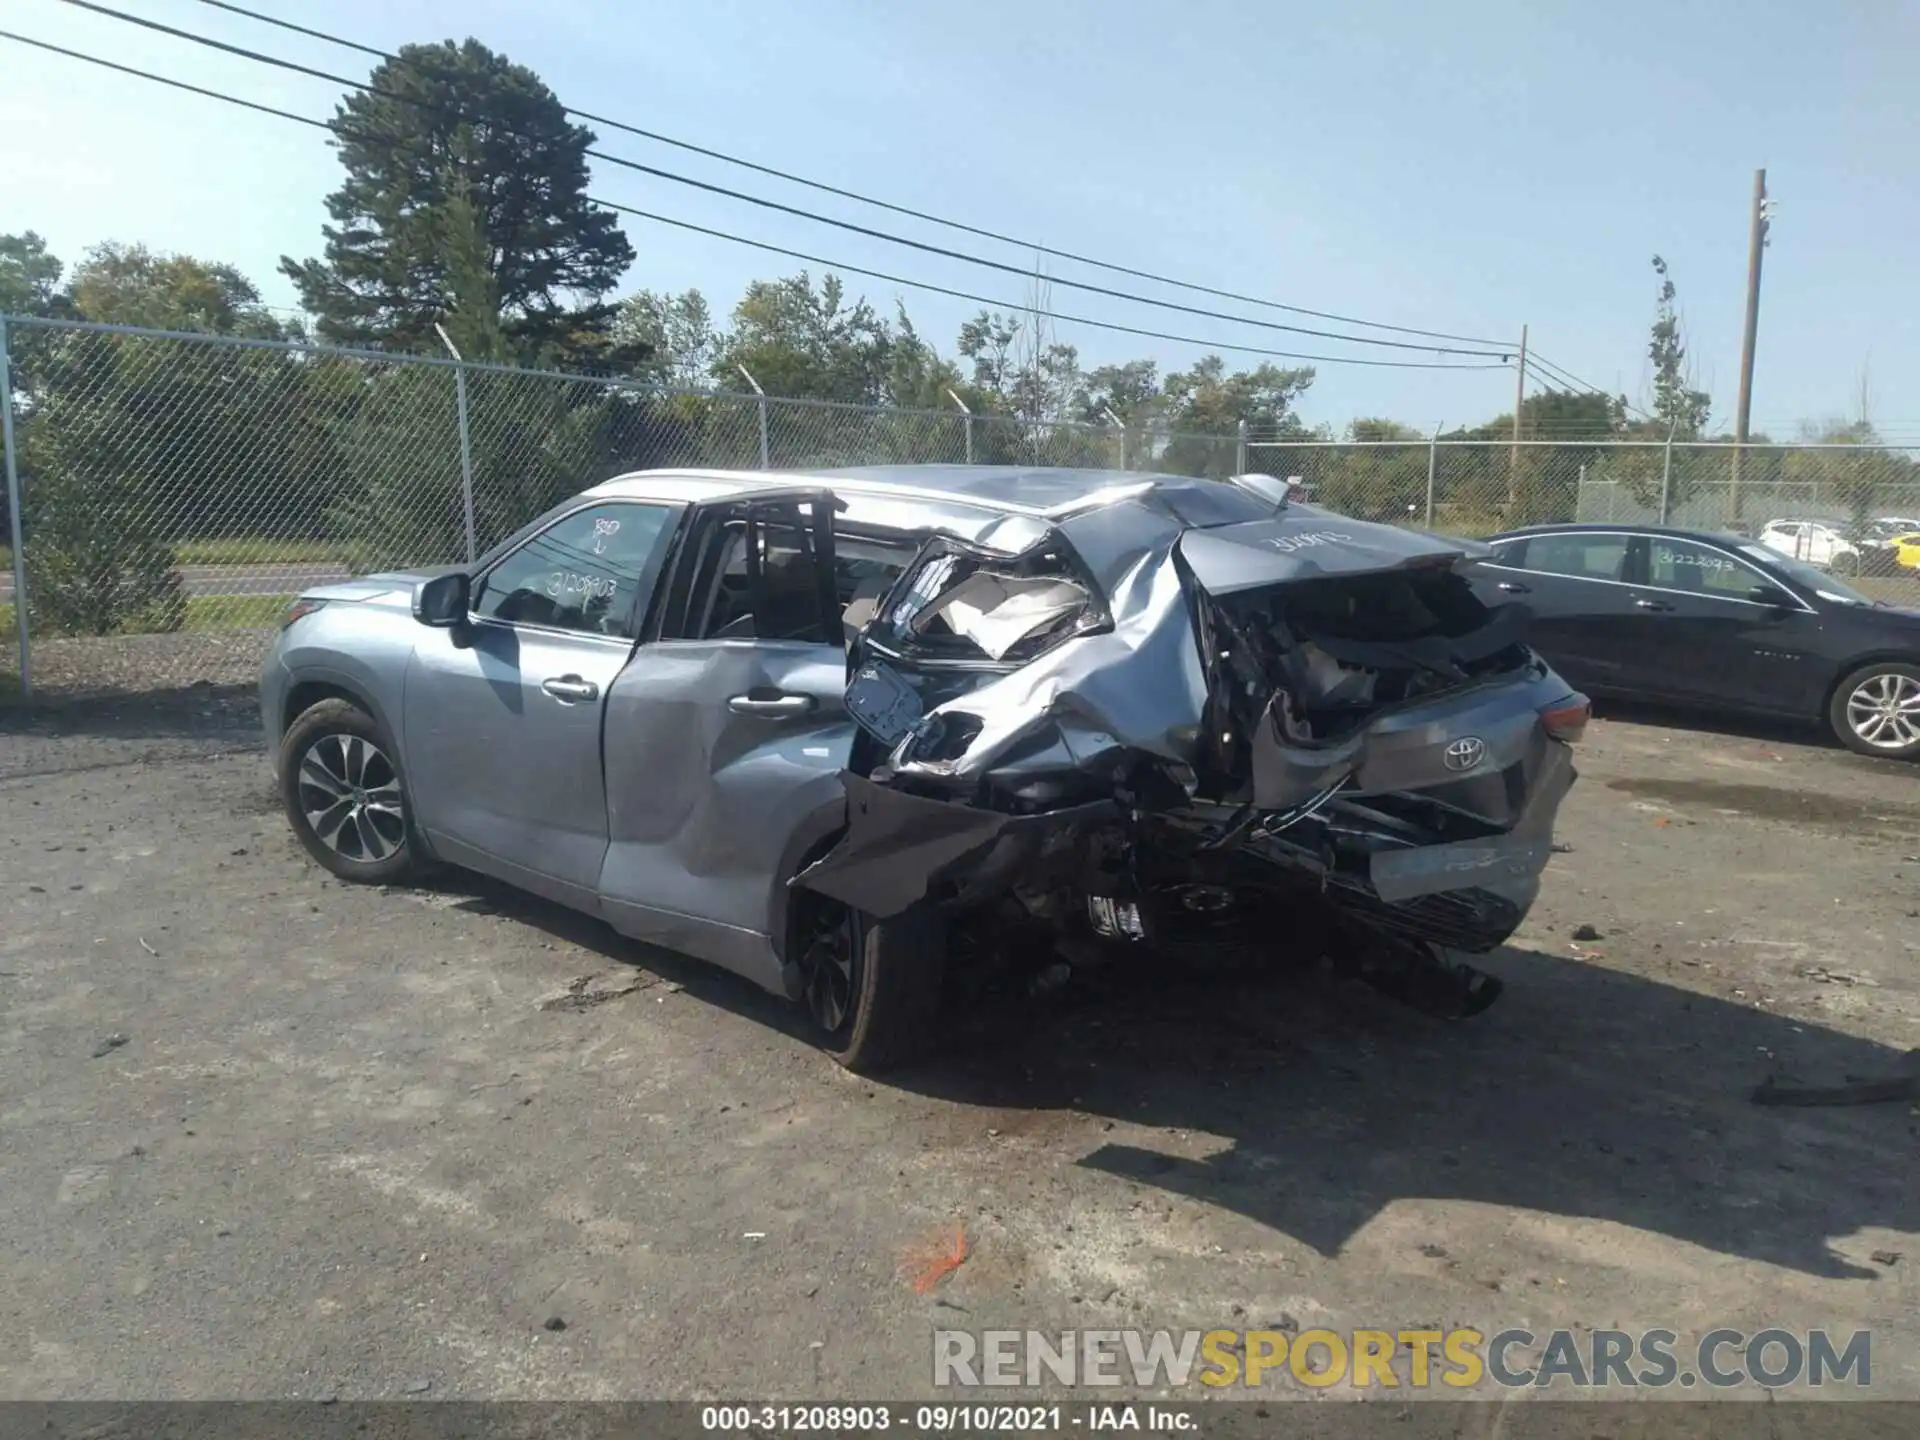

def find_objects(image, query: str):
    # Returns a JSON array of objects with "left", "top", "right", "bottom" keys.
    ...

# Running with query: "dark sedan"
[{"left": 1468, "top": 524, "right": 1920, "bottom": 759}]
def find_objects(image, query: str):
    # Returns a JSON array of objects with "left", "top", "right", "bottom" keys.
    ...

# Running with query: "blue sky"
[{"left": 3, "top": 0, "right": 1915, "bottom": 436}]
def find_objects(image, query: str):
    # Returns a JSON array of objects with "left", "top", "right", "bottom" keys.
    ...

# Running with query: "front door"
[
  {"left": 597, "top": 492, "right": 864, "bottom": 991},
  {"left": 403, "top": 497, "right": 682, "bottom": 907},
  {"left": 1629, "top": 535, "right": 1828, "bottom": 713}
]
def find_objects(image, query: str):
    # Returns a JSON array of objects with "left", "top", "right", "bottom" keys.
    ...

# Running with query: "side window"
[
  {"left": 1488, "top": 538, "right": 1528, "bottom": 566},
  {"left": 1646, "top": 538, "right": 1765, "bottom": 598},
  {"left": 472, "top": 502, "right": 675, "bottom": 636},
  {"left": 688, "top": 502, "right": 837, "bottom": 644},
  {"left": 1521, "top": 533, "right": 1628, "bottom": 582}
]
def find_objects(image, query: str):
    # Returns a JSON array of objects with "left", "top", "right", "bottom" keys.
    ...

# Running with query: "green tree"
[
  {"left": 17, "top": 244, "right": 325, "bottom": 636},
  {"left": 613, "top": 288, "right": 722, "bottom": 390},
  {"left": 1646, "top": 255, "right": 1711, "bottom": 438},
  {"left": 69, "top": 242, "right": 290, "bottom": 338},
  {"left": 0, "top": 232, "right": 69, "bottom": 318},
  {"left": 884, "top": 307, "right": 964, "bottom": 412},
  {"left": 719, "top": 272, "right": 892, "bottom": 404},
  {"left": 282, "top": 39, "right": 634, "bottom": 363},
  {"left": 1581, "top": 259, "right": 1717, "bottom": 516},
  {"left": 0, "top": 232, "right": 71, "bottom": 545},
  {"left": 1078, "top": 360, "right": 1160, "bottom": 425},
  {"left": 1312, "top": 419, "right": 1428, "bottom": 522},
  {"left": 1159, "top": 356, "right": 1314, "bottom": 478},
  {"left": 326, "top": 361, "right": 616, "bottom": 570}
]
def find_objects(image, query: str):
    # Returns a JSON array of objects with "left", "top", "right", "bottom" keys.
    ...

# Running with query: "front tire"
[
  {"left": 279, "top": 697, "right": 422, "bottom": 883},
  {"left": 794, "top": 895, "right": 945, "bottom": 1074},
  {"left": 1829, "top": 662, "right": 1920, "bottom": 760}
]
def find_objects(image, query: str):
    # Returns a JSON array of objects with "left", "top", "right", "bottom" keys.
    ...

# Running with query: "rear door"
[
  {"left": 596, "top": 490, "right": 907, "bottom": 986},
  {"left": 1472, "top": 531, "right": 1643, "bottom": 692},
  {"left": 403, "top": 498, "right": 683, "bottom": 907}
]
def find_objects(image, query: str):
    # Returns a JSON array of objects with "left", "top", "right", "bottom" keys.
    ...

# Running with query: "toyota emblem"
[{"left": 1444, "top": 736, "right": 1487, "bottom": 772}]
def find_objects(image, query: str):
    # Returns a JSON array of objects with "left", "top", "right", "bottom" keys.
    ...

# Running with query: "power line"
[
  {"left": 58, "top": 0, "right": 1508, "bottom": 359},
  {"left": 187, "top": 0, "right": 1511, "bottom": 351},
  {"left": 1527, "top": 352, "right": 1658, "bottom": 423},
  {"left": 1526, "top": 352, "right": 1608, "bottom": 394},
  {"left": 0, "top": 28, "right": 1511, "bottom": 374},
  {"left": 594, "top": 204, "right": 1510, "bottom": 370}
]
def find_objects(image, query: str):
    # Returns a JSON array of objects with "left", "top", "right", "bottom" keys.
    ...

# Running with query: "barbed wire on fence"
[{"left": 3, "top": 314, "right": 1918, "bottom": 698}]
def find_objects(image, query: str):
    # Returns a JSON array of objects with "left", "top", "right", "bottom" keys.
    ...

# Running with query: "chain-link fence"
[
  {"left": 0, "top": 317, "right": 1252, "bottom": 699},
  {"left": 6, "top": 315, "right": 1920, "bottom": 701},
  {"left": 1249, "top": 437, "right": 1920, "bottom": 539}
]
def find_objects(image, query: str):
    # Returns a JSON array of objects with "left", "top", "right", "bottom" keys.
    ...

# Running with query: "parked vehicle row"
[
  {"left": 1754, "top": 516, "right": 1920, "bottom": 577},
  {"left": 263, "top": 465, "right": 1588, "bottom": 1072}
]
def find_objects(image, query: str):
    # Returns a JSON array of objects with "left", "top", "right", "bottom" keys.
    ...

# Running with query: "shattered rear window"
[{"left": 875, "top": 549, "right": 1102, "bottom": 664}]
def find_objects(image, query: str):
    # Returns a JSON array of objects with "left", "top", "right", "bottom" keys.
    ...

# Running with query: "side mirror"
[
  {"left": 1748, "top": 584, "right": 1793, "bottom": 609},
  {"left": 413, "top": 571, "right": 470, "bottom": 627}
]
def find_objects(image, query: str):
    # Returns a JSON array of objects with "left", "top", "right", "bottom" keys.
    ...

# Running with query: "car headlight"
[{"left": 280, "top": 597, "right": 329, "bottom": 629}]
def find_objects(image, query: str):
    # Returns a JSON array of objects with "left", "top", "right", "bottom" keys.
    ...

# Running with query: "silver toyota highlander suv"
[{"left": 262, "top": 465, "right": 1586, "bottom": 1072}]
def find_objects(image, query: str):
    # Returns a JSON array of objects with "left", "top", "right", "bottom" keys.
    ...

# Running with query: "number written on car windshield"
[
  {"left": 473, "top": 502, "right": 676, "bottom": 636},
  {"left": 1645, "top": 539, "right": 1766, "bottom": 599}
]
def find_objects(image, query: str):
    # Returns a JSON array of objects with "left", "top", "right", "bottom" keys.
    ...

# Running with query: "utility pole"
[
  {"left": 1729, "top": 168, "right": 1769, "bottom": 528},
  {"left": 1506, "top": 324, "right": 1528, "bottom": 507}
]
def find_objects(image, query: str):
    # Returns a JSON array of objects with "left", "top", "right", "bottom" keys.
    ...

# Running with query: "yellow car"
[{"left": 1894, "top": 534, "right": 1920, "bottom": 570}]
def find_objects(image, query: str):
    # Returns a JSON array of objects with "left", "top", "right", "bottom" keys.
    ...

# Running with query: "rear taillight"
[{"left": 1540, "top": 693, "right": 1591, "bottom": 743}]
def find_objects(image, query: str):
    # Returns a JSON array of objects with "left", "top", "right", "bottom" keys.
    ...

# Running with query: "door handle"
[
  {"left": 1497, "top": 581, "right": 1531, "bottom": 593},
  {"left": 727, "top": 692, "right": 816, "bottom": 718},
  {"left": 1633, "top": 598, "right": 1675, "bottom": 612},
  {"left": 541, "top": 675, "right": 600, "bottom": 703}
]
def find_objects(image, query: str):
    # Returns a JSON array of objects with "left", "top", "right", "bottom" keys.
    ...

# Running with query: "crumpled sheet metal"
[
  {"left": 884, "top": 538, "right": 1210, "bottom": 785},
  {"left": 792, "top": 772, "right": 1116, "bottom": 918}
]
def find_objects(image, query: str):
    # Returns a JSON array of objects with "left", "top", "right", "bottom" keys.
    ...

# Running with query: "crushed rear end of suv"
[{"left": 798, "top": 475, "right": 1586, "bottom": 1029}]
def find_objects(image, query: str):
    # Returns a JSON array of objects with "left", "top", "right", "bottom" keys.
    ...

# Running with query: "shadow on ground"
[
  {"left": 1594, "top": 696, "right": 1829, "bottom": 751},
  {"left": 0, "top": 683, "right": 259, "bottom": 738},
  {"left": 397, "top": 867, "right": 1919, "bottom": 1285},
  {"left": 902, "top": 945, "right": 1920, "bottom": 1282}
]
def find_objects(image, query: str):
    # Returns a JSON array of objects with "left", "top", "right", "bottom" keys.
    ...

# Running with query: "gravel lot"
[{"left": 2, "top": 698, "right": 1918, "bottom": 1405}]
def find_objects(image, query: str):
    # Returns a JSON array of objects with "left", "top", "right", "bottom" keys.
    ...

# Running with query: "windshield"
[{"left": 1734, "top": 543, "right": 1873, "bottom": 605}]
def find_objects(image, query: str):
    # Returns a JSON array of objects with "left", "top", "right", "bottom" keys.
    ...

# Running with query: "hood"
[{"left": 298, "top": 566, "right": 460, "bottom": 605}]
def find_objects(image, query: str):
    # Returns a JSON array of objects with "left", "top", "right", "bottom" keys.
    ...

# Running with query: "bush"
[
  {"left": 23, "top": 496, "right": 184, "bottom": 635},
  {"left": 15, "top": 330, "right": 186, "bottom": 635}
]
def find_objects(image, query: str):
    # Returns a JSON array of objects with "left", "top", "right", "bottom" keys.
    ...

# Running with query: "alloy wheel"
[
  {"left": 797, "top": 903, "right": 859, "bottom": 1034},
  {"left": 1844, "top": 672, "right": 1920, "bottom": 751},
  {"left": 297, "top": 732, "right": 407, "bottom": 862}
]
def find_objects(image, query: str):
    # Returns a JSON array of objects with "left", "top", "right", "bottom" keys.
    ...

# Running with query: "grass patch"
[
  {"left": 1, "top": 540, "right": 341, "bottom": 570},
  {"left": 173, "top": 539, "right": 342, "bottom": 567},
  {"left": 0, "top": 593, "right": 292, "bottom": 637}
]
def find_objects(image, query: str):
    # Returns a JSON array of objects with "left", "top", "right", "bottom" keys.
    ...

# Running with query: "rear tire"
[
  {"left": 795, "top": 895, "right": 945, "bottom": 1074},
  {"left": 279, "top": 698, "right": 423, "bottom": 884},
  {"left": 1829, "top": 662, "right": 1920, "bottom": 761}
]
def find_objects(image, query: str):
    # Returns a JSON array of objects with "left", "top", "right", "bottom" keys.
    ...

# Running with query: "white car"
[{"left": 1757, "top": 519, "right": 1859, "bottom": 572}]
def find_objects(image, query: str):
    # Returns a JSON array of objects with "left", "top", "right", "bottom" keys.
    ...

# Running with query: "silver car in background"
[{"left": 262, "top": 465, "right": 1587, "bottom": 1072}]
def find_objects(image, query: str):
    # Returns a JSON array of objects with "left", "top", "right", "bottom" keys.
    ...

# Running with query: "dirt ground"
[{"left": 2, "top": 694, "right": 1918, "bottom": 1406}]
